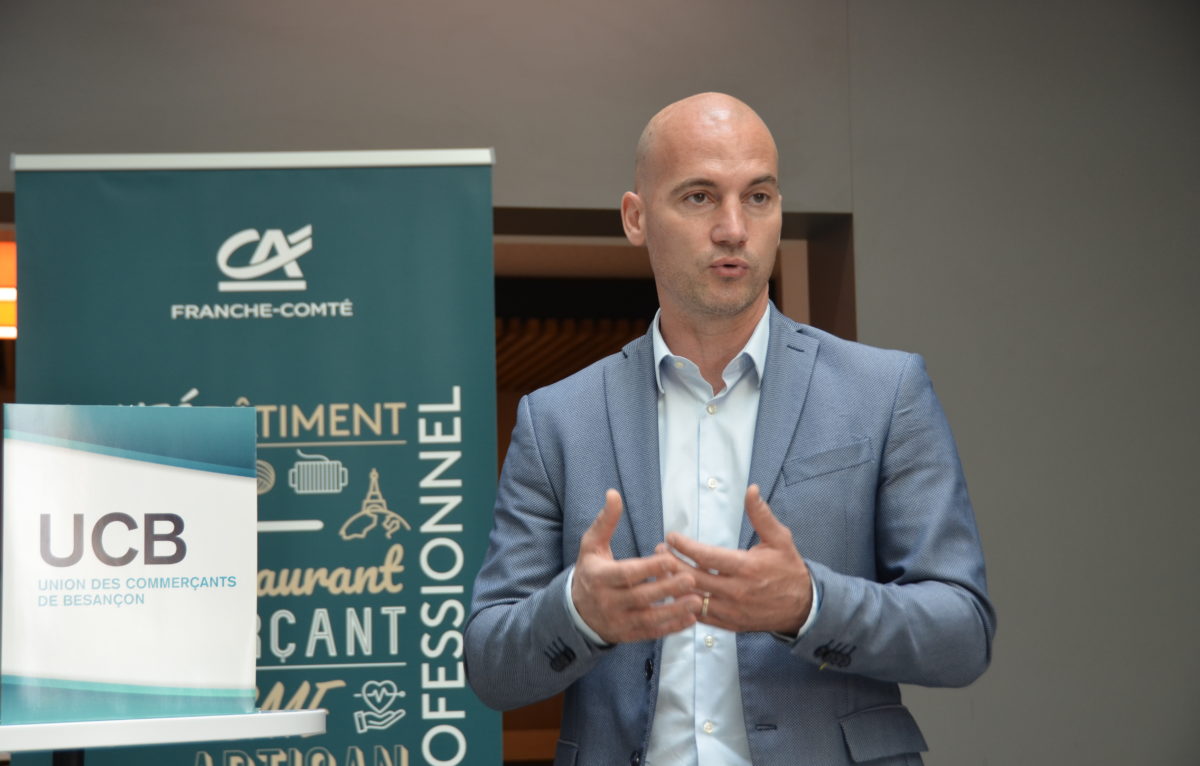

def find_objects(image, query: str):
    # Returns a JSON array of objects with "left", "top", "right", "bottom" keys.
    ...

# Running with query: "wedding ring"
[{"left": 701, "top": 594, "right": 711, "bottom": 618}]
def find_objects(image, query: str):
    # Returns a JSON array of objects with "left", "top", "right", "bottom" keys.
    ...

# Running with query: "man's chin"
[{"left": 696, "top": 292, "right": 767, "bottom": 320}]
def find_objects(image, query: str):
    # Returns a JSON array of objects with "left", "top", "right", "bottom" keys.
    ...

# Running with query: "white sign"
[{"left": 1, "top": 404, "right": 258, "bottom": 724}]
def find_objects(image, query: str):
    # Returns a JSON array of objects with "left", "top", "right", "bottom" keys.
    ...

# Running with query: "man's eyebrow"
[
  {"left": 668, "top": 178, "right": 717, "bottom": 196},
  {"left": 667, "top": 175, "right": 780, "bottom": 197}
]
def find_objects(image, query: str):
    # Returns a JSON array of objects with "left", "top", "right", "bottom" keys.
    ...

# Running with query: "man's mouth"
[{"left": 710, "top": 257, "right": 750, "bottom": 275}]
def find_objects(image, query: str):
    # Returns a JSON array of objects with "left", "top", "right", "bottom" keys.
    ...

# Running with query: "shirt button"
[
  {"left": 702, "top": 721, "right": 715, "bottom": 735},
  {"left": 704, "top": 635, "right": 715, "bottom": 648},
  {"left": 706, "top": 477, "right": 718, "bottom": 489},
  {"left": 674, "top": 360, "right": 684, "bottom": 369},
  {"left": 706, "top": 404, "right": 717, "bottom": 415}
]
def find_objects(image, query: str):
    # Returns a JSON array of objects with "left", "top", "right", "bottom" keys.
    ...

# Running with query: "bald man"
[{"left": 466, "top": 93, "right": 995, "bottom": 766}]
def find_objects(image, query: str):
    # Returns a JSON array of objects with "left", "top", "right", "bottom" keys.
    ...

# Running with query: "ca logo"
[{"left": 217, "top": 225, "right": 313, "bottom": 292}]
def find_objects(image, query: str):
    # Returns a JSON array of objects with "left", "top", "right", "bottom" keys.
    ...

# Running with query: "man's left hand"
[{"left": 664, "top": 484, "right": 812, "bottom": 635}]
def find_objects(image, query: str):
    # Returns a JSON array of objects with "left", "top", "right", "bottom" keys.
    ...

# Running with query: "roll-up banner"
[{"left": 10, "top": 150, "right": 500, "bottom": 766}]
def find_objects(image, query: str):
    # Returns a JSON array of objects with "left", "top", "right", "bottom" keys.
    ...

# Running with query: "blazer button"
[
  {"left": 629, "top": 751, "right": 641, "bottom": 766},
  {"left": 544, "top": 638, "right": 576, "bottom": 672},
  {"left": 645, "top": 658, "right": 654, "bottom": 680}
]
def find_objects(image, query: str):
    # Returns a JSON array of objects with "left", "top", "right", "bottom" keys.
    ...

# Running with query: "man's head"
[{"left": 622, "top": 93, "right": 782, "bottom": 327}]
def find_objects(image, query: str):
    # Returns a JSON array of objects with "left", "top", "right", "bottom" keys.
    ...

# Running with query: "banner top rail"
[{"left": 11, "top": 148, "right": 495, "bottom": 172}]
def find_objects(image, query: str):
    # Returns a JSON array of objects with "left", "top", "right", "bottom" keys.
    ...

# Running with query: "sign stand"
[{"left": 0, "top": 709, "right": 325, "bottom": 765}]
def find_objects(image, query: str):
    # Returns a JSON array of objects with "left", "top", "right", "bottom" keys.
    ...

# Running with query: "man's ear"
[{"left": 621, "top": 191, "right": 646, "bottom": 247}]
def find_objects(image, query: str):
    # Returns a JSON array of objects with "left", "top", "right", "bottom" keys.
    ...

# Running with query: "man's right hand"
[{"left": 570, "top": 489, "right": 702, "bottom": 644}]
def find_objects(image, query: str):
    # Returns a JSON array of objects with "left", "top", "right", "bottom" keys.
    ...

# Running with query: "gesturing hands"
[
  {"left": 570, "top": 485, "right": 811, "bottom": 644},
  {"left": 665, "top": 484, "right": 813, "bottom": 636},
  {"left": 570, "top": 489, "right": 703, "bottom": 644}
]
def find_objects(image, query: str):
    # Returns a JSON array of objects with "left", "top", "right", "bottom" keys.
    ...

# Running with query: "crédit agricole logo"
[
  {"left": 169, "top": 224, "right": 355, "bottom": 320},
  {"left": 217, "top": 225, "right": 313, "bottom": 292}
]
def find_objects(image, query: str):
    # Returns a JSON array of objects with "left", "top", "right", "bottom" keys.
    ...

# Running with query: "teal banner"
[{"left": 13, "top": 151, "right": 500, "bottom": 765}]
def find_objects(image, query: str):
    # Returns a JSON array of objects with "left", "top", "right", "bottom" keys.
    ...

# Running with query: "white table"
[{"left": 0, "top": 710, "right": 326, "bottom": 765}]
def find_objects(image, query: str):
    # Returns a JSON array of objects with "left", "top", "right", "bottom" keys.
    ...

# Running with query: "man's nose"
[{"left": 711, "top": 199, "right": 748, "bottom": 247}]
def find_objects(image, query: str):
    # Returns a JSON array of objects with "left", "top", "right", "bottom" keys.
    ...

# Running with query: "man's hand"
[
  {"left": 665, "top": 484, "right": 812, "bottom": 635},
  {"left": 571, "top": 489, "right": 702, "bottom": 644}
]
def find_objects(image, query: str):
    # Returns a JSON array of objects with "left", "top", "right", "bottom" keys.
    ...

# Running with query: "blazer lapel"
[
  {"left": 741, "top": 309, "right": 820, "bottom": 549},
  {"left": 605, "top": 332, "right": 664, "bottom": 558}
]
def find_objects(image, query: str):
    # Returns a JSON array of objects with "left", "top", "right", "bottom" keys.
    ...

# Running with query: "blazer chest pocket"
[{"left": 783, "top": 438, "right": 873, "bottom": 486}]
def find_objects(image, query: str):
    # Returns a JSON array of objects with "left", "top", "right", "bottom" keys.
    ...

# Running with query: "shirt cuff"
[
  {"left": 771, "top": 576, "right": 821, "bottom": 643},
  {"left": 564, "top": 567, "right": 612, "bottom": 647}
]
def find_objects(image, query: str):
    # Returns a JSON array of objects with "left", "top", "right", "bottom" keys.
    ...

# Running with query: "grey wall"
[
  {"left": 2, "top": 1, "right": 1197, "bottom": 762},
  {"left": 0, "top": 0, "right": 852, "bottom": 213},
  {"left": 849, "top": 3, "right": 1199, "bottom": 763}
]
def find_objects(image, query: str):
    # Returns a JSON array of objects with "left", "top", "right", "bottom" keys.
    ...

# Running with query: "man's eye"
[
  {"left": 749, "top": 192, "right": 770, "bottom": 204},
  {"left": 685, "top": 192, "right": 709, "bottom": 204}
]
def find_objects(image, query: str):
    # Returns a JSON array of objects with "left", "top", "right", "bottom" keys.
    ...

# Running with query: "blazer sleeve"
[
  {"left": 790, "top": 353, "right": 997, "bottom": 687},
  {"left": 464, "top": 393, "right": 610, "bottom": 710}
]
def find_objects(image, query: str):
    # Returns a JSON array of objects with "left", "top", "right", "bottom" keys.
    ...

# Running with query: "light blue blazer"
[{"left": 466, "top": 307, "right": 995, "bottom": 766}]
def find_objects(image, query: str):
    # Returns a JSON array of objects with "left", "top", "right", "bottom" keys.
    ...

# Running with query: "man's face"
[{"left": 623, "top": 105, "right": 782, "bottom": 324}]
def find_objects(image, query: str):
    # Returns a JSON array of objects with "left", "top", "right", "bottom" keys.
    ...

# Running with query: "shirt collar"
[{"left": 651, "top": 304, "right": 772, "bottom": 394}]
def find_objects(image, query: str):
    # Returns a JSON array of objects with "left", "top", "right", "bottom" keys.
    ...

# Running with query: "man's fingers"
[
  {"left": 597, "top": 573, "right": 700, "bottom": 614},
  {"left": 663, "top": 487, "right": 792, "bottom": 570},
  {"left": 590, "top": 550, "right": 692, "bottom": 589},
  {"left": 743, "top": 484, "right": 792, "bottom": 547},
  {"left": 577, "top": 564, "right": 702, "bottom": 643},
  {"left": 580, "top": 489, "right": 623, "bottom": 553},
  {"left": 627, "top": 569, "right": 698, "bottom": 607},
  {"left": 683, "top": 565, "right": 733, "bottom": 600},
  {"left": 665, "top": 533, "right": 743, "bottom": 575},
  {"left": 618, "top": 595, "right": 702, "bottom": 641}
]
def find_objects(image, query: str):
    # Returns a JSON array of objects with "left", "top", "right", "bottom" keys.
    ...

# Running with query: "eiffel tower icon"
[{"left": 339, "top": 468, "right": 412, "bottom": 541}]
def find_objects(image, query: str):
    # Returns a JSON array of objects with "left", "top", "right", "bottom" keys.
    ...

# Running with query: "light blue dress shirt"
[
  {"left": 566, "top": 305, "right": 818, "bottom": 765},
  {"left": 643, "top": 307, "right": 769, "bottom": 766}
]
